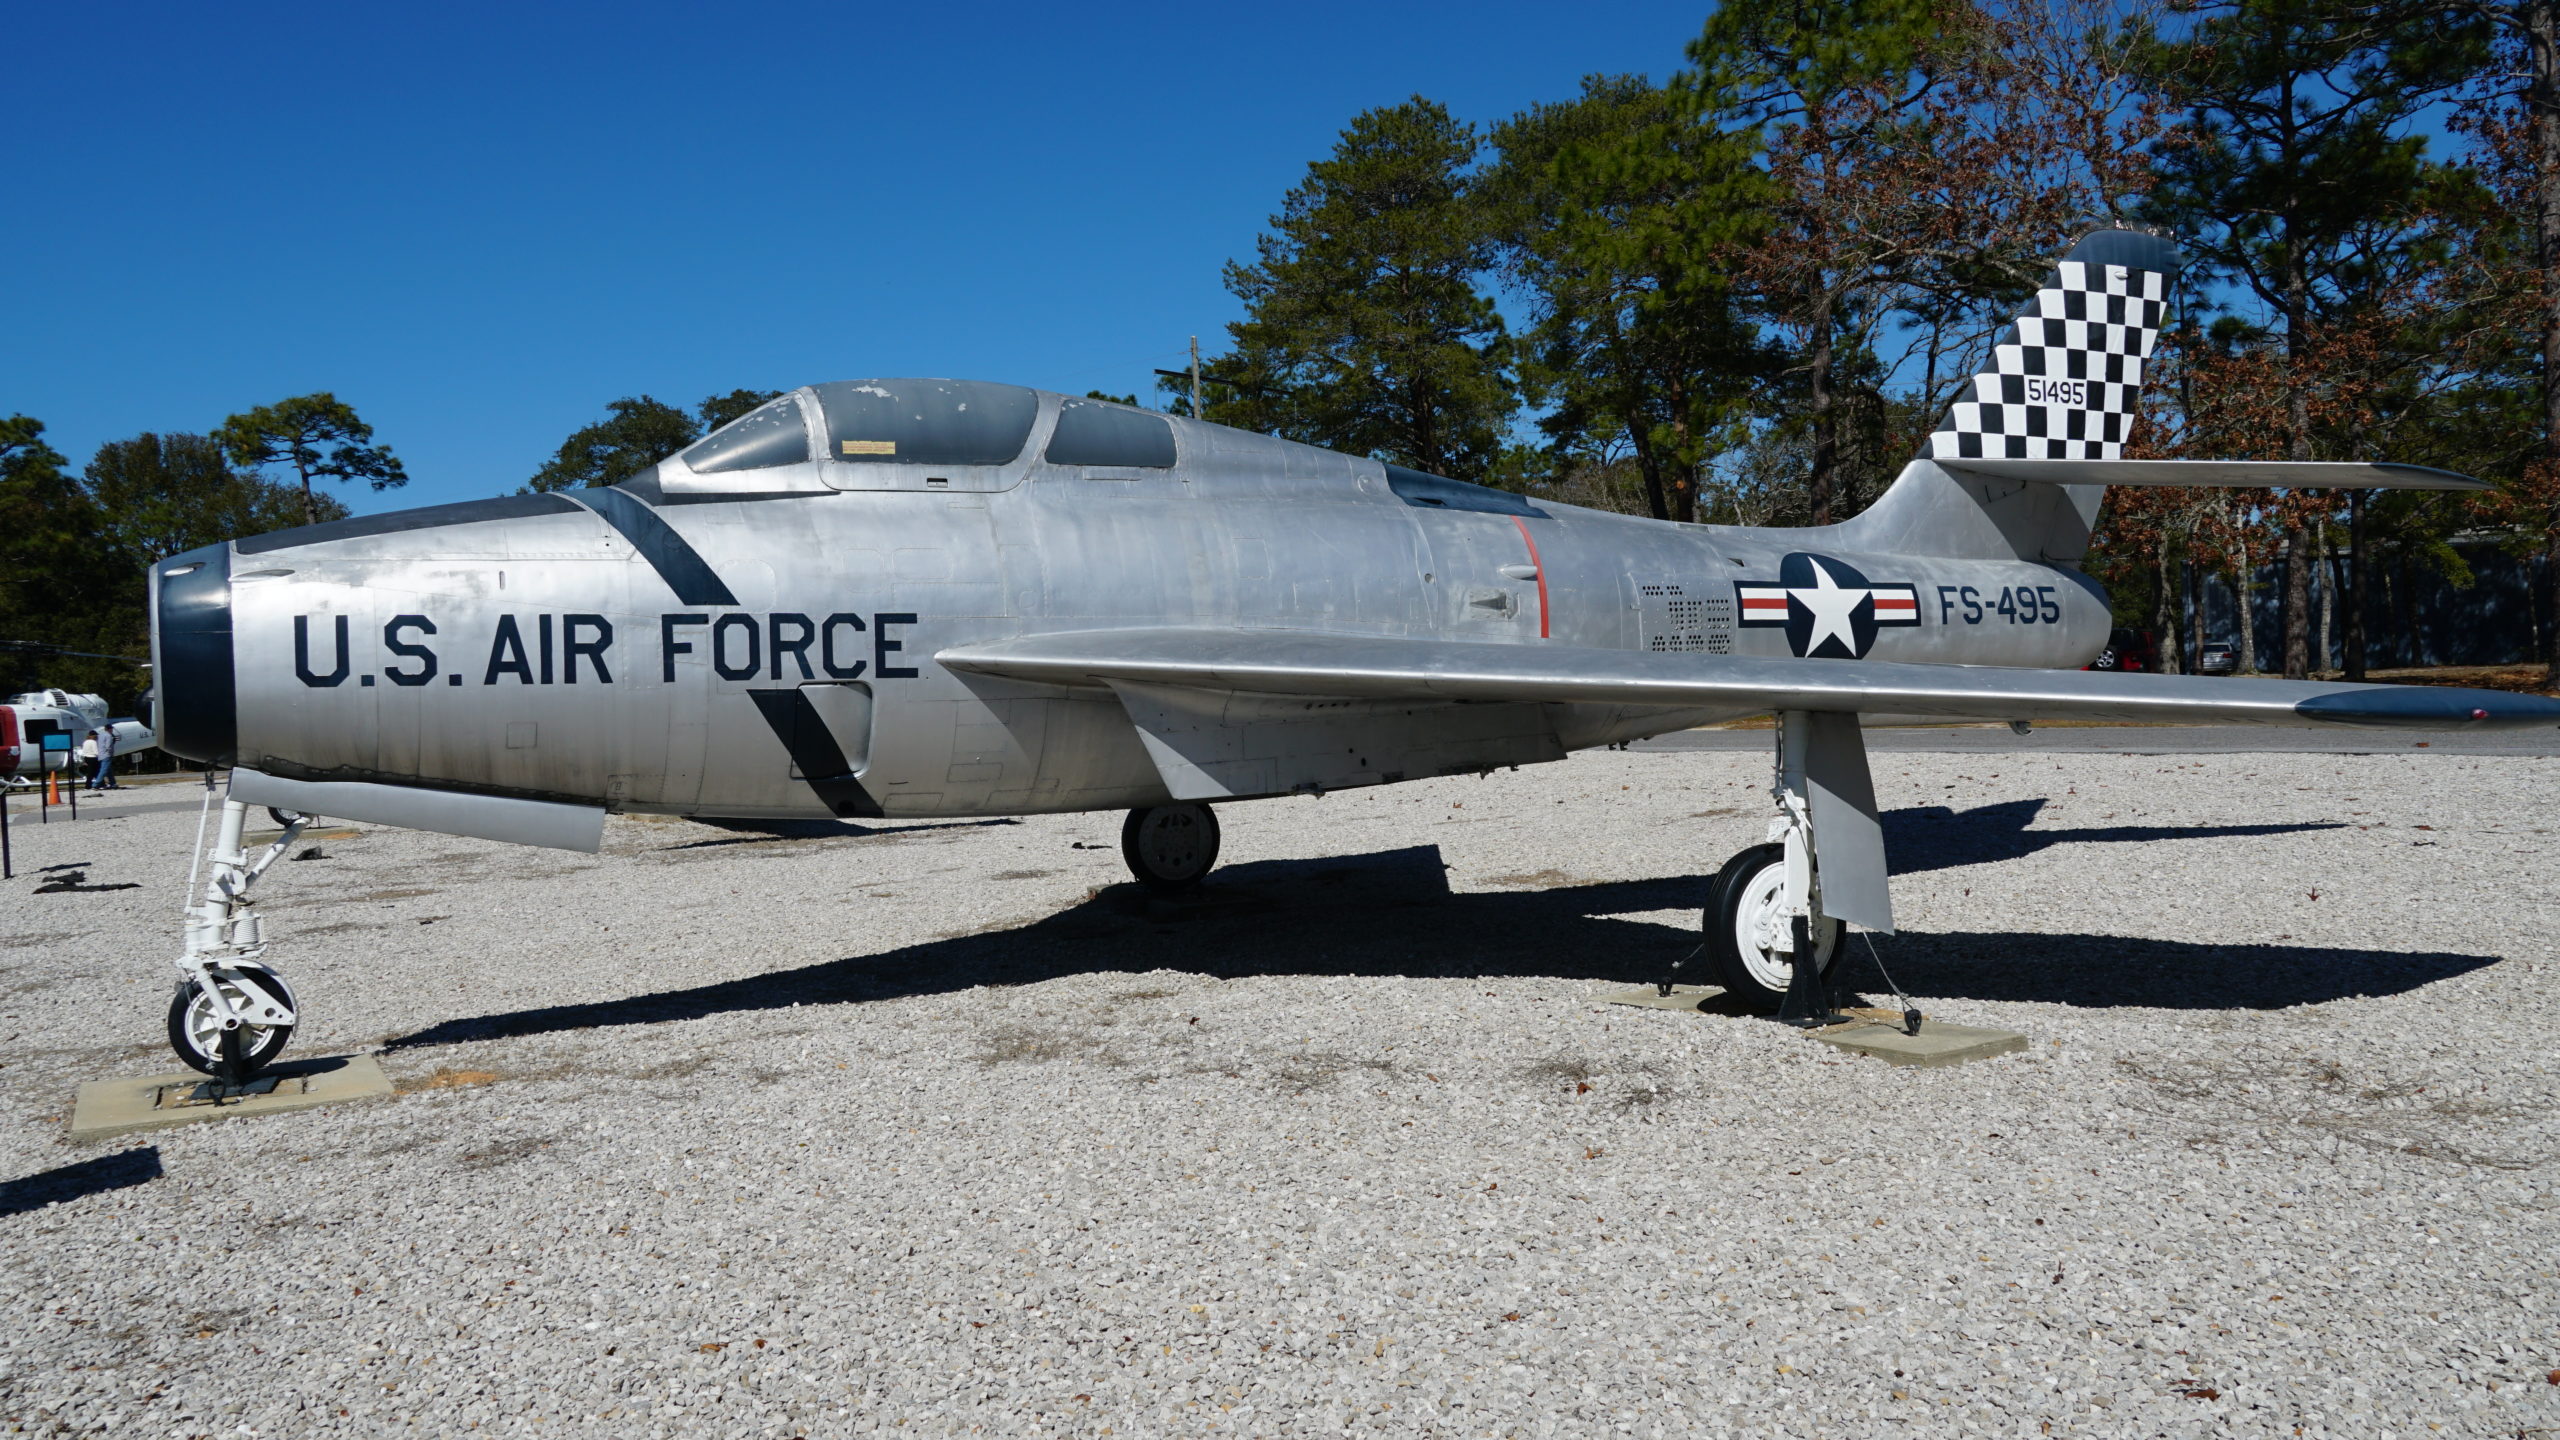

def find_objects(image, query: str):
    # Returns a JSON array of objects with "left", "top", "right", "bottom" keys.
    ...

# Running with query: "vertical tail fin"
[
  {"left": 1925, "top": 228, "right": 2182, "bottom": 462},
  {"left": 1833, "top": 228, "right": 2184, "bottom": 562}
]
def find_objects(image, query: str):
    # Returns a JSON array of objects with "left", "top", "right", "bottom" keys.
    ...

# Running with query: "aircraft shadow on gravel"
[
  {"left": 0, "top": 1146, "right": 161, "bottom": 1220},
  {"left": 386, "top": 841, "right": 2495, "bottom": 1054},
  {"left": 1883, "top": 797, "right": 2340, "bottom": 875}
]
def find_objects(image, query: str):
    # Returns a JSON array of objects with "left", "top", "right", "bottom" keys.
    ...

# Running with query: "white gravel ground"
[{"left": 0, "top": 744, "right": 2556, "bottom": 1438}]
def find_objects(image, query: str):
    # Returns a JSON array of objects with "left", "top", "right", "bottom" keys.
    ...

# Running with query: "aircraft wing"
[
  {"left": 1939, "top": 458, "right": 2487, "bottom": 490},
  {"left": 940, "top": 628, "right": 2560, "bottom": 730}
]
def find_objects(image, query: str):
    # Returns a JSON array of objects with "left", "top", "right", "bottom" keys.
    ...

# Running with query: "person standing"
[
  {"left": 92, "top": 726, "right": 117, "bottom": 791},
  {"left": 77, "top": 729, "right": 99, "bottom": 791}
]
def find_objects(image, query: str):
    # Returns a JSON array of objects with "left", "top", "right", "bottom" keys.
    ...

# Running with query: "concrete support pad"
[
  {"left": 69, "top": 1054, "right": 391, "bottom": 1141},
  {"left": 1808, "top": 1019, "right": 2028, "bottom": 1067},
  {"left": 242, "top": 826, "right": 364, "bottom": 847},
  {"left": 1599, "top": 985, "right": 1724, "bottom": 1013},
  {"left": 1599, "top": 986, "right": 2028, "bottom": 1067}
]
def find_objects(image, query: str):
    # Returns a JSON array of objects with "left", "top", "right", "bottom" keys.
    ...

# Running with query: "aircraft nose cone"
[{"left": 150, "top": 542, "right": 235, "bottom": 764}]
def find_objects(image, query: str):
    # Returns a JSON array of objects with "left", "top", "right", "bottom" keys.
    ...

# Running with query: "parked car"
[
  {"left": 2196, "top": 643, "right": 2238, "bottom": 675},
  {"left": 2086, "top": 627, "right": 2157, "bottom": 672}
]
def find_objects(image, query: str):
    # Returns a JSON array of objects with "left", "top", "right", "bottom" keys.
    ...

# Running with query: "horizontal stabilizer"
[
  {"left": 1941, "top": 458, "right": 2485, "bottom": 491},
  {"left": 942, "top": 629, "right": 2560, "bottom": 732}
]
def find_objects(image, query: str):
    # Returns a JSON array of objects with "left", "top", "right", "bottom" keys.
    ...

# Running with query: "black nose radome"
[{"left": 151, "top": 543, "right": 235, "bottom": 765}]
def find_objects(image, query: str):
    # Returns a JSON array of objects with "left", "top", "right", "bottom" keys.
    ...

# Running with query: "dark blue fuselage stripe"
[
  {"left": 577, "top": 488, "right": 885, "bottom": 816},
  {"left": 745, "top": 689, "right": 886, "bottom": 819},
  {"left": 572, "top": 487, "right": 739, "bottom": 606}
]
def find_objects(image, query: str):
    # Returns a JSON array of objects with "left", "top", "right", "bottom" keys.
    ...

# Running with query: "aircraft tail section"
[
  {"left": 1832, "top": 227, "right": 2183, "bottom": 563},
  {"left": 1924, "top": 227, "right": 2180, "bottom": 464}
]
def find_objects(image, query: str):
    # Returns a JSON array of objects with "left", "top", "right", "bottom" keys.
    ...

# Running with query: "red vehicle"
[{"left": 2085, "top": 627, "right": 2157, "bottom": 672}]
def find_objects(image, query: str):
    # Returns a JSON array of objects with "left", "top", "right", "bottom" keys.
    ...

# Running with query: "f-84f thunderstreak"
[{"left": 147, "top": 229, "right": 2560, "bottom": 1079}]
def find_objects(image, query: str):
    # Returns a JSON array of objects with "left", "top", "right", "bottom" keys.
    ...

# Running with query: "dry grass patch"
[
  {"left": 1484, "top": 869, "right": 1579, "bottom": 889},
  {"left": 399, "top": 1066, "right": 500, "bottom": 1093},
  {"left": 2123, "top": 1051, "right": 2545, "bottom": 1170},
  {"left": 971, "top": 1022, "right": 1127, "bottom": 1069}
]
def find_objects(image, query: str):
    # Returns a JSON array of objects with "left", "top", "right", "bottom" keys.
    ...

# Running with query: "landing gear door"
[{"left": 790, "top": 682, "right": 872, "bottom": 779}]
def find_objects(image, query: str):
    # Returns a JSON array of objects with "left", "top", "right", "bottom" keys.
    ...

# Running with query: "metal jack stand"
[{"left": 1775, "top": 914, "right": 1851, "bottom": 1029}]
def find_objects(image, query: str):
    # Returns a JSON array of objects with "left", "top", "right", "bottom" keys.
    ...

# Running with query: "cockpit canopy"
[
  {"left": 672, "top": 381, "right": 1182, "bottom": 482},
  {"left": 683, "top": 395, "right": 811, "bottom": 474},
  {"left": 679, "top": 380, "right": 1066, "bottom": 476}
]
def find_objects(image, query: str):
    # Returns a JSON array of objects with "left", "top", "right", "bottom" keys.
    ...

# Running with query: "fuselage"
[{"left": 150, "top": 382, "right": 2108, "bottom": 820}]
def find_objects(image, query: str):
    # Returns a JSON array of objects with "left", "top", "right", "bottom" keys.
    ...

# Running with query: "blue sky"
[{"left": 3, "top": 1, "right": 1707, "bottom": 512}]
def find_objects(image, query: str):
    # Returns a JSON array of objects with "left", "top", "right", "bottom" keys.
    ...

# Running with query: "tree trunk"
[
  {"left": 1665, "top": 379, "right": 1698, "bottom": 525},
  {"left": 2530, "top": 0, "right": 2560, "bottom": 681},
  {"left": 2385, "top": 556, "right": 2406, "bottom": 666},
  {"left": 2344, "top": 490, "right": 2367, "bottom": 681},
  {"left": 2279, "top": 166, "right": 2314, "bottom": 681},
  {"left": 2547, "top": 532, "right": 2560, "bottom": 676},
  {"left": 2313, "top": 518, "right": 2332, "bottom": 674},
  {"left": 1806, "top": 297, "right": 1838, "bottom": 527},
  {"left": 2184, "top": 554, "right": 2202, "bottom": 672},
  {"left": 2235, "top": 532, "right": 2259, "bottom": 675},
  {"left": 1408, "top": 372, "right": 1442, "bottom": 481},
  {"left": 1630, "top": 427, "right": 1671, "bottom": 522},
  {"left": 2152, "top": 539, "right": 2181, "bottom": 674},
  {"left": 2282, "top": 522, "right": 2311, "bottom": 678}
]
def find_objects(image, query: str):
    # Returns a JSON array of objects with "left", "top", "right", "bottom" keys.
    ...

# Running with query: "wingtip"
[{"left": 2295, "top": 686, "right": 2560, "bottom": 730}]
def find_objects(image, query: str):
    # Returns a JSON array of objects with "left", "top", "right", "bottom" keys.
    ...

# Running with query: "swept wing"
[{"left": 941, "top": 628, "right": 2560, "bottom": 731}]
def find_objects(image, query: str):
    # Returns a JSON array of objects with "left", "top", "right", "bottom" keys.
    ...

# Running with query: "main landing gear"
[
  {"left": 1677, "top": 710, "right": 1890, "bottom": 1022},
  {"left": 1703, "top": 842, "right": 1840, "bottom": 1012},
  {"left": 1121, "top": 803, "right": 1221, "bottom": 893},
  {"left": 168, "top": 795, "right": 309, "bottom": 1082}
]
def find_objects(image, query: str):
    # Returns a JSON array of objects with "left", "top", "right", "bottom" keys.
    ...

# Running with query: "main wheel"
[
  {"left": 1121, "top": 804, "right": 1221, "bottom": 893},
  {"left": 166, "top": 973, "right": 294, "bottom": 1081},
  {"left": 1703, "top": 843, "right": 1840, "bottom": 1013}
]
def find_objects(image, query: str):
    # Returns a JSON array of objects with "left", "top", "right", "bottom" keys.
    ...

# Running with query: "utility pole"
[{"left": 1189, "top": 336, "right": 1202, "bottom": 420}]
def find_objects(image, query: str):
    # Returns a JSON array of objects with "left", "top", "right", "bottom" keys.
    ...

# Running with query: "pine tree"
[{"left": 1212, "top": 99, "right": 1516, "bottom": 481}]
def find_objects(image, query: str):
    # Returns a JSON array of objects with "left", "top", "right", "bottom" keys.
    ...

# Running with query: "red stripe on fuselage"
[{"left": 1510, "top": 517, "right": 1550, "bottom": 639}]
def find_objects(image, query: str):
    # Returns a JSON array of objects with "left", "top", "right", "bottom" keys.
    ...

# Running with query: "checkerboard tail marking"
[{"left": 1925, "top": 229, "right": 2183, "bottom": 463}]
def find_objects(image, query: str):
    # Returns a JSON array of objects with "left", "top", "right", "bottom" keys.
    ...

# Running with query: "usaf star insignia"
[{"left": 1735, "top": 553, "right": 1921, "bottom": 659}]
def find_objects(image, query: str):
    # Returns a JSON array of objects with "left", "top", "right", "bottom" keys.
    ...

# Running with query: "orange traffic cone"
[{"left": 45, "top": 771, "right": 57, "bottom": 806}]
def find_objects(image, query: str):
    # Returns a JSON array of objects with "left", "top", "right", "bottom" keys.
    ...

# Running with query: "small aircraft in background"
[
  {"left": 1, "top": 688, "right": 154, "bottom": 784},
  {"left": 139, "top": 227, "right": 2560, "bottom": 1082}
]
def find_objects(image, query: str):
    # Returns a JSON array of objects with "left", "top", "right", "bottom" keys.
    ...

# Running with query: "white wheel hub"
[
  {"left": 1729, "top": 860, "right": 1839, "bottom": 995},
  {"left": 181, "top": 978, "right": 284, "bottom": 1062}
]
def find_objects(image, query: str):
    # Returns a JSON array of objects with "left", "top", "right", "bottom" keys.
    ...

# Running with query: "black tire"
[
  {"left": 1702, "top": 843, "right": 1841, "bottom": 1013},
  {"left": 166, "top": 975, "right": 294, "bottom": 1080},
  {"left": 1120, "top": 804, "right": 1221, "bottom": 893}
]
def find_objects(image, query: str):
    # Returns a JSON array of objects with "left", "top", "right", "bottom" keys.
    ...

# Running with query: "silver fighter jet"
[{"left": 144, "top": 229, "right": 2560, "bottom": 1079}]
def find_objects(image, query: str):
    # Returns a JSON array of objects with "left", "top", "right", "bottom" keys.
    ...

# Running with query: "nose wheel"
[
  {"left": 167, "top": 971, "right": 296, "bottom": 1082},
  {"left": 1121, "top": 803, "right": 1221, "bottom": 892}
]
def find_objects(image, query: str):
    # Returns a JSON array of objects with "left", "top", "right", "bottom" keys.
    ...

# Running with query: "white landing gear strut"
[
  {"left": 170, "top": 796, "right": 309, "bottom": 1083},
  {"left": 1690, "top": 710, "right": 1895, "bottom": 1020}
]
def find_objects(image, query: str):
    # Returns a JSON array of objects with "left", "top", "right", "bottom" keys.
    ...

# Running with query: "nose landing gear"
[
  {"left": 167, "top": 793, "right": 308, "bottom": 1082},
  {"left": 167, "top": 969, "right": 296, "bottom": 1082},
  {"left": 1120, "top": 803, "right": 1221, "bottom": 892}
]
